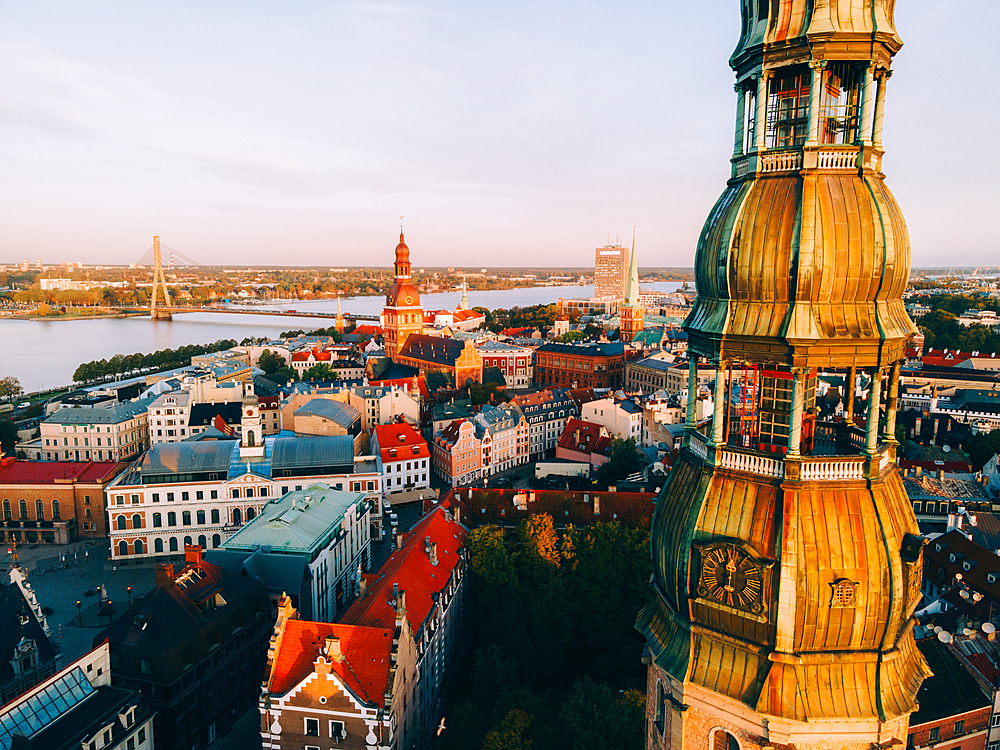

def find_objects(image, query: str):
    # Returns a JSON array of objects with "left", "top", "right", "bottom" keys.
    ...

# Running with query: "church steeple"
[
  {"left": 383, "top": 229, "right": 424, "bottom": 361},
  {"left": 619, "top": 229, "right": 643, "bottom": 342},
  {"left": 460, "top": 274, "right": 468, "bottom": 310},
  {"left": 638, "top": 2, "right": 928, "bottom": 748}
]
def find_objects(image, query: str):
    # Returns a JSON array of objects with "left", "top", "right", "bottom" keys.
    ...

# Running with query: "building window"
[
  {"left": 712, "top": 730, "right": 740, "bottom": 750},
  {"left": 210, "top": 490, "right": 218, "bottom": 500},
  {"left": 167, "top": 512, "right": 177, "bottom": 527},
  {"left": 153, "top": 513, "right": 161, "bottom": 528},
  {"left": 929, "top": 728, "right": 939, "bottom": 743},
  {"left": 232, "top": 489, "right": 239, "bottom": 499},
  {"left": 212, "top": 534, "right": 221, "bottom": 548},
  {"left": 169, "top": 537, "right": 178, "bottom": 552},
  {"left": 183, "top": 535, "right": 192, "bottom": 547},
  {"left": 2, "top": 500, "right": 9, "bottom": 521},
  {"left": 132, "top": 513, "right": 142, "bottom": 529},
  {"left": 52, "top": 499, "right": 60, "bottom": 520},
  {"left": 196, "top": 491, "right": 203, "bottom": 500},
  {"left": 85, "top": 508, "right": 91, "bottom": 518},
  {"left": 166, "top": 493, "right": 174, "bottom": 502},
  {"left": 181, "top": 492, "right": 189, "bottom": 501},
  {"left": 304, "top": 718, "right": 320, "bottom": 737},
  {"left": 232, "top": 508, "right": 242, "bottom": 525},
  {"left": 330, "top": 720, "right": 346, "bottom": 741},
  {"left": 955, "top": 720, "right": 964, "bottom": 735},
  {"left": 182, "top": 511, "right": 191, "bottom": 526},
  {"left": 211, "top": 509, "right": 220, "bottom": 524},
  {"left": 654, "top": 681, "right": 666, "bottom": 735},
  {"left": 35, "top": 499, "right": 44, "bottom": 521},
  {"left": 198, "top": 534, "right": 207, "bottom": 549},
  {"left": 197, "top": 510, "right": 206, "bottom": 525},
  {"left": 260, "top": 487, "right": 268, "bottom": 497},
  {"left": 117, "top": 516, "right": 127, "bottom": 531},
  {"left": 154, "top": 538, "right": 163, "bottom": 553},
  {"left": 19, "top": 499, "right": 28, "bottom": 519},
  {"left": 134, "top": 539, "right": 144, "bottom": 554},
  {"left": 118, "top": 540, "right": 129, "bottom": 556}
]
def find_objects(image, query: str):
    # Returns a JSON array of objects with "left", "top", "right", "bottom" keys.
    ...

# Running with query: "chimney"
[
  {"left": 155, "top": 563, "right": 174, "bottom": 588},
  {"left": 430, "top": 542, "right": 438, "bottom": 565},
  {"left": 359, "top": 577, "right": 368, "bottom": 598},
  {"left": 184, "top": 545, "right": 203, "bottom": 566},
  {"left": 325, "top": 636, "right": 343, "bottom": 663},
  {"left": 916, "top": 466, "right": 923, "bottom": 477},
  {"left": 395, "top": 590, "right": 406, "bottom": 621},
  {"left": 393, "top": 582, "right": 399, "bottom": 601}
]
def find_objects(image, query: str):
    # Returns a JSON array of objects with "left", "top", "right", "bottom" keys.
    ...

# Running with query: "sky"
[{"left": 1, "top": 1, "right": 997, "bottom": 269}]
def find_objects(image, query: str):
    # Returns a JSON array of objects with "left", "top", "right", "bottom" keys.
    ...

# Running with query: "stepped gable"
[{"left": 267, "top": 619, "right": 393, "bottom": 703}]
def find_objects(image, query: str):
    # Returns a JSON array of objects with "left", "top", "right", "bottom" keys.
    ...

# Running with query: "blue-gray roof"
[
  {"left": 45, "top": 395, "right": 155, "bottom": 425},
  {"left": 293, "top": 398, "right": 361, "bottom": 427},
  {"left": 271, "top": 435, "right": 355, "bottom": 473},
  {"left": 221, "top": 483, "right": 364, "bottom": 557}
]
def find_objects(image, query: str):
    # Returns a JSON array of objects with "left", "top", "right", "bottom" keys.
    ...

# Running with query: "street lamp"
[
  {"left": 127, "top": 587, "right": 132, "bottom": 607},
  {"left": 76, "top": 600, "right": 81, "bottom": 625}
]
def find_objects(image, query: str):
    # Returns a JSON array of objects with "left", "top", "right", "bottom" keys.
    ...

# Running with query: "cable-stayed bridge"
[{"left": 129, "top": 236, "right": 380, "bottom": 323}]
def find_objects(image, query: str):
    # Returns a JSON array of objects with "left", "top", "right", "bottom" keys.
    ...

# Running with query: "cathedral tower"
[
  {"left": 620, "top": 230, "right": 644, "bottom": 343},
  {"left": 637, "top": 3, "right": 929, "bottom": 749},
  {"left": 383, "top": 232, "right": 424, "bottom": 361}
]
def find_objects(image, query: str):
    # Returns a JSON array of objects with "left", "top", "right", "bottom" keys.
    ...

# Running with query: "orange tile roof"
[
  {"left": 352, "top": 324, "right": 383, "bottom": 336},
  {"left": 341, "top": 505, "right": 466, "bottom": 634},
  {"left": 374, "top": 423, "right": 430, "bottom": 463},
  {"left": 269, "top": 619, "right": 394, "bottom": 705},
  {"left": 291, "top": 349, "right": 333, "bottom": 362}
]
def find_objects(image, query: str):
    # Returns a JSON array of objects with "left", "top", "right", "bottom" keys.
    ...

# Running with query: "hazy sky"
[{"left": 2, "top": 1, "right": 996, "bottom": 268}]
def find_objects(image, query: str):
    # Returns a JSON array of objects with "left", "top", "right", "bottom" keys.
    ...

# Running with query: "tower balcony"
[
  {"left": 685, "top": 424, "right": 894, "bottom": 483},
  {"left": 732, "top": 143, "right": 883, "bottom": 180}
]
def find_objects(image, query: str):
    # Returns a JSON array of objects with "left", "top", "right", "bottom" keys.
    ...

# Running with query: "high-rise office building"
[
  {"left": 594, "top": 243, "right": 628, "bottom": 299},
  {"left": 638, "top": 1, "right": 928, "bottom": 748}
]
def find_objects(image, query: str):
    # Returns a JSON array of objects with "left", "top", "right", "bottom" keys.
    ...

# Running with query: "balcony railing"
[{"left": 760, "top": 150, "right": 803, "bottom": 173}]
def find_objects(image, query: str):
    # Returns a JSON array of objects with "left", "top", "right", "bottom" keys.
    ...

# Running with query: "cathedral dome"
[
  {"left": 385, "top": 232, "right": 420, "bottom": 308},
  {"left": 394, "top": 233, "right": 410, "bottom": 263}
]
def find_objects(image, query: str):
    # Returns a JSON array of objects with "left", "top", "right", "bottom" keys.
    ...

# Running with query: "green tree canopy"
[
  {"left": 597, "top": 437, "right": 642, "bottom": 487},
  {"left": 0, "top": 377, "right": 23, "bottom": 401},
  {"left": 302, "top": 362, "right": 338, "bottom": 382},
  {"left": 257, "top": 349, "right": 284, "bottom": 374}
]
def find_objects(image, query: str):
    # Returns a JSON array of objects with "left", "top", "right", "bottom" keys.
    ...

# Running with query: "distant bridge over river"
[{"left": 114, "top": 306, "right": 381, "bottom": 322}]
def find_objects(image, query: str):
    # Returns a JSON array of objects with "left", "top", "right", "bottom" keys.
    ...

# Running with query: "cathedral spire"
[
  {"left": 623, "top": 228, "right": 639, "bottom": 307},
  {"left": 460, "top": 274, "right": 468, "bottom": 310}
]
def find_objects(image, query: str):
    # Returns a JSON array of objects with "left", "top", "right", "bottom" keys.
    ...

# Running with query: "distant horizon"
[{"left": 2, "top": 1, "right": 997, "bottom": 267}]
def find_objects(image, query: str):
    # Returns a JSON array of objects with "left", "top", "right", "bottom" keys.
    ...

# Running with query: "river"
[{"left": 0, "top": 282, "right": 684, "bottom": 393}]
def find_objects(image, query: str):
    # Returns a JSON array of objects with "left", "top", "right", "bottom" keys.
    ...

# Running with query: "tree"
[
  {"left": 967, "top": 431, "right": 1000, "bottom": 472},
  {"left": 556, "top": 331, "right": 585, "bottom": 343},
  {"left": 468, "top": 525, "right": 516, "bottom": 589},
  {"left": 0, "top": 419, "right": 17, "bottom": 457},
  {"left": 0, "top": 376, "right": 23, "bottom": 401},
  {"left": 558, "top": 678, "right": 644, "bottom": 750},
  {"left": 302, "top": 362, "right": 338, "bottom": 382},
  {"left": 517, "top": 514, "right": 560, "bottom": 567},
  {"left": 597, "top": 437, "right": 642, "bottom": 487},
  {"left": 257, "top": 349, "right": 283, "bottom": 374},
  {"left": 481, "top": 709, "right": 533, "bottom": 750}
]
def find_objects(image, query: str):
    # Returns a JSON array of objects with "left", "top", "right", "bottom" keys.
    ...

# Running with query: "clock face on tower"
[{"left": 694, "top": 541, "right": 771, "bottom": 616}]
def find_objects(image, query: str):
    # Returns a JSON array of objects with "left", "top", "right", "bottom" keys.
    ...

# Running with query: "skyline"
[{"left": 2, "top": 1, "right": 997, "bottom": 268}]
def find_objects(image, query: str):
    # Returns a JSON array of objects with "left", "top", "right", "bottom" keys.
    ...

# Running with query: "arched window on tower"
[
  {"left": 247, "top": 431, "right": 255, "bottom": 447},
  {"left": 766, "top": 67, "right": 810, "bottom": 148},
  {"left": 712, "top": 730, "right": 740, "bottom": 750},
  {"left": 820, "top": 62, "right": 863, "bottom": 144}
]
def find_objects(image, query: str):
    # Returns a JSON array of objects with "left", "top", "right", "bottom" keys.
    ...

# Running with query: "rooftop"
[
  {"left": 221, "top": 483, "right": 365, "bottom": 555},
  {"left": 911, "top": 638, "right": 989, "bottom": 725},
  {"left": 44, "top": 396, "right": 155, "bottom": 425},
  {"left": 293, "top": 399, "right": 362, "bottom": 428},
  {"left": 0, "top": 459, "right": 124, "bottom": 485}
]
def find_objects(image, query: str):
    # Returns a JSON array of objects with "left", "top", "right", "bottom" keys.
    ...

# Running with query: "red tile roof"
[
  {"left": 501, "top": 327, "right": 532, "bottom": 337},
  {"left": 374, "top": 423, "right": 429, "bottom": 463},
  {"left": 0, "top": 459, "right": 125, "bottom": 485},
  {"left": 352, "top": 324, "right": 383, "bottom": 336},
  {"left": 557, "top": 418, "right": 611, "bottom": 456},
  {"left": 341, "top": 505, "right": 466, "bottom": 634},
  {"left": 291, "top": 349, "right": 333, "bottom": 363},
  {"left": 922, "top": 349, "right": 975, "bottom": 368},
  {"left": 269, "top": 619, "right": 394, "bottom": 704}
]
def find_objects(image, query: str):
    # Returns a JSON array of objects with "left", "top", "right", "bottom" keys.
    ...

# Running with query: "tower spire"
[
  {"left": 460, "top": 274, "right": 468, "bottom": 310},
  {"left": 150, "top": 235, "right": 173, "bottom": 321},
  {"left": 624, "top": 227, "right": 639, "bottom": 307}
]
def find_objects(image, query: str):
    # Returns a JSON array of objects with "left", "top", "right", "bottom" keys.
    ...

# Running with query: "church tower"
[
  {"left": 383, "top": 232, "right": 424, "bottom": 361},
  {"left": 619, "top": 230, "right": 644, "bottom": 343},
  {"left": 637, "top": 3, "right": 929, "bottom": 749}
]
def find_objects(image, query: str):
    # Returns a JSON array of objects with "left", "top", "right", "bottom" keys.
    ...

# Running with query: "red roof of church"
[
  {"left": 373, "top": 423, "right": 429, "bottom": 464},
  {"left": 501, "top": 327, "right": 532, "bottom": 336},
  {"left": 268, "top": 620, "right": 394, "bottom": 704},
  {"left": 291, "top": 348, "right": 333, "bottom": 363},
  {"left": 0, "top": 459, "right": 125, "bottom": 484},
  {"left": 341, "top": 505, "right": 466, "bottom": 634},
  {"left": 352, "top": 324, "right": 383, "bottom": 336}
]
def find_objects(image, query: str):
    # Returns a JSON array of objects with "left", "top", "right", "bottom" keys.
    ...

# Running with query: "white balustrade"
[
  {"left": 799, "top": 459, "right": 864, "bottom": 481},
  {"left": 689, "top": 437, "right": 708, "bottom": 461},
  {"left": 817, "top": 150, "right": 857, "bottom": 170},
  {"left": 718, "top": 448, "right": 785, "bottom": 478},
  {"left": 760, "top": 151, "right": 803, "bottom": 173}
]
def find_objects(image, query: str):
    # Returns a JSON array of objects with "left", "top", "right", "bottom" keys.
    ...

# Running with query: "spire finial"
[{"left": 400, "top": 215, "right": 404, "bottom": 241}]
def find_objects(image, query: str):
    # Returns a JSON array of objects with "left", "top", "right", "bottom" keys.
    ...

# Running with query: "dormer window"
[
  {"left": 935, "top": 542, "right": 948, "bottom": 553},
  {"left": 964, "top": 561, "right": 977, "bottom": 572},
  {"left": 950, "top": 552, "right": 964, "bottom": 564},
  {"left": 988, "top": 573, "right": 997, "bottom": 585}
]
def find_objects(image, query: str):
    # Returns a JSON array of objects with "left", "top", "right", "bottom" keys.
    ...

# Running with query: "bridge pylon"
[{"left": 150, "top": 235, "right": 173, "bottom": 320}]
